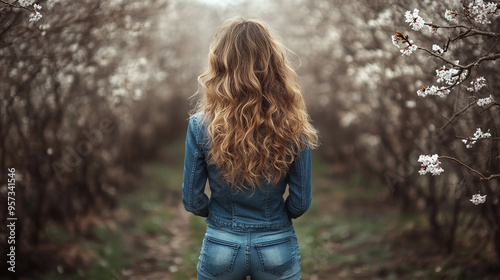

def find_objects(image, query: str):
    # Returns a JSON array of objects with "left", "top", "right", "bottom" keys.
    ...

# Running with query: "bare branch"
[
  {"left": 439, "top": 155, "right": 486, "bottom": 179},
  {"left": 440, "top": 101, "right": 475, "bottom": 131},
  {"left": 417, "top": 46, "right": 461, "bottom": 67},
  {"left": 463, "top": 53, "right": 500, "bottom": 69},
  {"left": 0, "top": 1, "right": 17, "bottom": 8},
  {"left": 482, "top": 174, "right": 500, "bottom": 181}
]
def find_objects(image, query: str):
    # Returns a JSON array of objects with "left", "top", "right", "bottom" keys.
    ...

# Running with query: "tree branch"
[
  {"left": 439, "top": 155, "right": 486, "bottom": 179},
  {"left": 462, "top": 53, "right": 500, "bottom": 69},
  {"left": 0, "top": 1, "right": 17, "bottom": 8},
  {"left": 440, "top": 101, "right": 475, "bottom": 131}
]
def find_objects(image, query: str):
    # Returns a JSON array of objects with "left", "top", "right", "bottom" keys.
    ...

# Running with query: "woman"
[{"left": 182, "top": 17, "right": 318, "bottom": 280}]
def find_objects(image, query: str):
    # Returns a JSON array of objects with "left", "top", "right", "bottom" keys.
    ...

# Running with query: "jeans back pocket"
[
  {"left": 255, "top": 237, "right": 295, "bottom": 276},
  {"left": 200, "top": 236, "right": 240, "bottom": 277}
]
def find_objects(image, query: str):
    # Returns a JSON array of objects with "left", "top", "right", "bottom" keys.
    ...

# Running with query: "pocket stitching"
[
  {"left": 255, "top": 236, "right": 291, "bottom": 247},
  {"left": 255, "top": 237, "right": 295, "bottom": 276},
  {"left": 201, "top": 237, "right": 240, "bottom": 277}
]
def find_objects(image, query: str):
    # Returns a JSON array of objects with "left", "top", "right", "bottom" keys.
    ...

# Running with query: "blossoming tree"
[
  {"left": 0, "top": 0, "right": 195, "bottom": 274},
  {"left": 393, "top": 1, "right": 500, "bottom": 206},
  {"left": 275, "top": 0, "right": 500, "bottom": 259}
]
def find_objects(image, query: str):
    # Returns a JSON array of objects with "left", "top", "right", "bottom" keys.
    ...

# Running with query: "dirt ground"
[{"left": 13, "top": 145, "right": 500, "bottom": 280}]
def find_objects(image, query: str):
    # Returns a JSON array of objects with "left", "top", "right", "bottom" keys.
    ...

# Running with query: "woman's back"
[
  {"left": 183, "top": 113, "right": 312, "bottom": 232},
  {"left": 182, "top": 17, "right": 318, "bottom": 279}
]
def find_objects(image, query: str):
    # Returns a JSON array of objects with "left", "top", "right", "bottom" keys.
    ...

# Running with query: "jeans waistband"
[{"left": 206, "top": 215, "right": 293, "bottom": 232}]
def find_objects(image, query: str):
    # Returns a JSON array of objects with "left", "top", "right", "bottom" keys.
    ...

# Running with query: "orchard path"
[
  {"left": 125, "top": 202, "right": 193, "bottom": 280},
  {"left": 106, "top": 141, "right": 500, "bottom": 280}
]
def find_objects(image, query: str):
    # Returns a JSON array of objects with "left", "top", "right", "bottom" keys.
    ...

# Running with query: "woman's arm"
[
  {"left": 285, "top": 147, "right": 312, "bottom": 219},
  {"left": 182, "top": 116, "right": 209, "bottom": 217}
]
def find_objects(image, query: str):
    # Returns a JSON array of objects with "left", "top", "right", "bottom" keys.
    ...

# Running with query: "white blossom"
[
  {"left": 18, "top": 0, "right": 35, "bottom": 7},
  {"left": 444, "top": 9, "right": 459, "bottom": 22},
  {"left": 416, "top": 88, "right": 425, "bottom": 97},
  {"left": 462, "top": 128, "right": 492, "bottom": 148},
  {"left": 470, "top": 193, "right": 487, "bottom": 205},
  {"left": 391, "top": 33, "right": 418, "bottom": 56},
  {"left": 400, "top": 43, "right": 417, "bottom": 56},
  {"left": 432, "top": 44, "right": 444, "bottom": 55},
  {"left": 474, "top": 128, "right": 491, "bottom": 138},
  {"left": 28, "top": 4, "right": 42, "bottom": 23},
  {"left": 405, "top": 8, "right": 426, "bottom": 31},
  {"left": 417, "top": 85, "right": 450, "bottom": 98},
  {"left": 436, "top": 66, "right": 459, "bottom": 85},
  {"left": 29, "top": 11, "right": 42, "bottom": 23},
  {"left": 418, "top": 154, "right": 444, "bottom": 176},
  {"left": 391, "top": 35, "right": 400, "bottom": 48},
  {"left": 468, "top": 76, "right": 487, "bottom": 92},
  {"left": 460, "top": 70, "right": 468, "bottom": 83},
  {"left": 477, "top": 95, "right": 494, "bottom": 107},
  {"left": 435, "top": 66, "right": 467, "bottom": 86},
  {"left": 468, "top": 0, "right": 498, "bottom": 24}
]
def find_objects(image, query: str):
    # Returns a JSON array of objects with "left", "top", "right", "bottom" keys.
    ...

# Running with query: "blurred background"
[{"left": 1, "top": 0, "right": 499, "bottom": 279}]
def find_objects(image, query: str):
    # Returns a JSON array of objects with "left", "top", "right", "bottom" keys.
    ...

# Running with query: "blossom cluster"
[
  {"left": 17, "top": 0, "right": 42, "bottom": 23},
  {"left": 417, "top": 85, "right": 450, "bottom": 97},
  {"left": 432, "top": 44, "right": 444, "bottom": 55},
  {"left": 470, "top": 193, "right": 487, "bottom": 205},
  {"left": 467, "top": 0, "right": 498, "bottom": 24},
  {"left": 391, "top": 33, "right": 418, "bottom": 56},
  {"left": 468, "top": 76, "right": 487, "bottom": 92},
  {"left": 444, "top": 9, "right": 459, "bottom": 22},
  {"left": 395, "top": 1, "right": 498, "bottom": 59},
  {"left": 444, "top": 1, "right": 498, "bottom": 24},
  {"left": 401, "top": 44, "right": 417, "bottom": 56},
  {"left": 462, "top": 128, "right": 492, "bottom": 148},
  {"left": 418, "top": 154, "right": 444, "bottom": 176},
  {"left": 417, "top": 66, "right": 468, "bottom": 97},
  {"left": 18, "top": 0, "right": 35, "bottom": 6},
  {"left": 436, "top": 66, "right": 467, "bottom": 86},
  {"left": 476, "top": 95, "right": 494, "bottom": 107},
  {"left": 399, "top": 4, "right": 498, "bottom": 207},
  {"left": 29, "top": 4, "right": 42, "bottom": 22},
  {"left": 391, "top": 34, "right": 399, "bottom": 48},
  {"left": 405, "top": 8, "right": 425, "bottom": 31}
]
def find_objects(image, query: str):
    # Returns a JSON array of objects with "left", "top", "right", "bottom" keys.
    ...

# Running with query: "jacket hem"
[{"left": 206, "top": 215, "right": 293, "bottom": 232}]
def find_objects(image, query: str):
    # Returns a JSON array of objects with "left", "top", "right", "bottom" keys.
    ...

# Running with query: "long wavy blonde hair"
[{"left": 195, "top": 17, "right": 318, "bottom": 190}]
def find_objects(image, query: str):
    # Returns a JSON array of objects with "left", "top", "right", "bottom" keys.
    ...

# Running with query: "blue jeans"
[{"left": 197, "top": 224, "right": 301, "bottom": 279}]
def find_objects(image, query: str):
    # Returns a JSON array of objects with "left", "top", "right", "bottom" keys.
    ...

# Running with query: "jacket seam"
[
  {"left": 299, "top": 152, "right": 306, "bottom": 213},
  {"left": 265, "top": 185, "right": 271, "bottom": 220},
  {"left": 188, "top": 116, "right": 200, "bottom": 212}
]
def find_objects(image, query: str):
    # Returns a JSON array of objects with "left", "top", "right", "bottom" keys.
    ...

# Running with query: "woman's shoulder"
[
  {"left": 188, "top": 112, "right": 209, "bottom": 146},
  {"left": 189, "top": 112, "right": 210, "bottom": 131},
  {"left": 190, "top": 111, "right": 208, "bottom": 124}
]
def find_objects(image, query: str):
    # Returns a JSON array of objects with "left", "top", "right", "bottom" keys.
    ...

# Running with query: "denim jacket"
[{"left": 182, "top": 113, "right": 312, "bottom": 232}]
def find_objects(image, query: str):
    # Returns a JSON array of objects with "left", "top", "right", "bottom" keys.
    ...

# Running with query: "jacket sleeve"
[
  {"left": 182, "top": 116, "right": 209, "bottom": 217},
  {"left": 285, "top": 147, "right": 312, "bottom": 219}
]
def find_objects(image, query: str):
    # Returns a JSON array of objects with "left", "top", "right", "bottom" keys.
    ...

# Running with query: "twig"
[
  {"left": 417, "top": 46, "right": 461, "bottom": 67},
  {"left": 440, "top": 101, "right": 474, "bottom": 131},
  {"left": 462, "top": 53, "right": 500, "bottom": 69},
  {"left": 0, "top": 1, "right": 17, "bottom": 8},
  {"left": 439, "top": 155, "right": 486, "bottom": 178},
  {"left": 0, "top": 8, "right": 14, "bottom": 27},
  {"left": 439, "top": 155, "right": 500, "bottom": 181}
]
